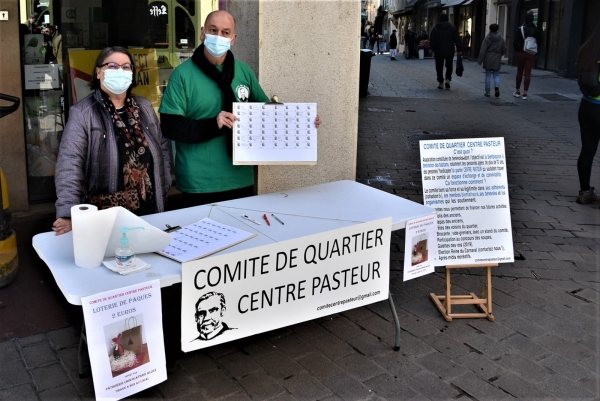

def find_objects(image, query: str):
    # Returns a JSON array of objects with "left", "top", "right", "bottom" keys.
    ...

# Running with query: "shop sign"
[{"left": 149, "top": 4, "right": 167, "bottom": 17}]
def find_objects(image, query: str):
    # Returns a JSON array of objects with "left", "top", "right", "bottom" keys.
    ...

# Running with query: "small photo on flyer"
[
  {"left": 411, "top": 235, "right": 429, "bottom": 266},
  {"left": 103, "top": 315, "right": 150, "bottom": 378}
]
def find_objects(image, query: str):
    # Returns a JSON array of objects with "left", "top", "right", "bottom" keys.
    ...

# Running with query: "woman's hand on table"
[{"left": 53, "top": 218, "right": 72, "bottom": 236}]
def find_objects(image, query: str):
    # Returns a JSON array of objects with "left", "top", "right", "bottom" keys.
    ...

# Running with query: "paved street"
[{"left": 1, "top": 54, "right": 599, "bottom": 400}]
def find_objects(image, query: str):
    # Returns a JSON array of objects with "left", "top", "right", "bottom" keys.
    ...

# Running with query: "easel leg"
[
  {"left": 388, "top": 293, "right": 401, "bottom": 351},
  {"left": 445, "top": 267, "right": 452, "bottom": 316},
  {"left": 486, "top": 266, "right": 494, "bottom": 320}
]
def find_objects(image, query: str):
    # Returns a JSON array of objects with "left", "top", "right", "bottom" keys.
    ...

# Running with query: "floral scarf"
[{"left": 100, "top": 92, "right": 154, "bottom": 210}]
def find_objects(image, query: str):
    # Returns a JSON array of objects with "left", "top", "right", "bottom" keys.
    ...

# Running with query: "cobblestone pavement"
[{"left": 1, "top": 55, "right": 598, "bottom": 400}]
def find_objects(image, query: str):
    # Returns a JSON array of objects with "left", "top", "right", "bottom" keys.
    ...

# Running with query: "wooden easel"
[{"left": 430, "top": 263, "right": 497, "bottom": 322}]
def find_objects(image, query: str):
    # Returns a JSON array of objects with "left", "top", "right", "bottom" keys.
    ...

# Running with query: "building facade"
[{"left": 0, "top": 0, "right": 361, "bottom": 213}]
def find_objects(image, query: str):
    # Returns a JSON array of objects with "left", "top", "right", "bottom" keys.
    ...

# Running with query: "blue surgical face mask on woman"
[
  {"left": 101, "top": 69, "right": 133, "bottom": 95},
  {"left": 204, "top": 33, "right": 232, "bottom": 57}
]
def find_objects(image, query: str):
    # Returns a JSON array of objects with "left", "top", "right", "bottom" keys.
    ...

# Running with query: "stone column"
[{"left": 228, "top": 0, "right": 361, "bottom": 194}]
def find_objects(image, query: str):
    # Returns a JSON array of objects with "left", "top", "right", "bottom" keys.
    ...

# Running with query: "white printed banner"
[
  {"left": 403, "top": 214, "right": 438, "bottom": 281},
  {"left": 181, "top": 218, "right": 392, "bottom": 352},
  {"left": 420, "top": 137, "right": 514, "bottom": 265},
  {"left": 81, "top": 281, "right": 166, "bottom": 401}
]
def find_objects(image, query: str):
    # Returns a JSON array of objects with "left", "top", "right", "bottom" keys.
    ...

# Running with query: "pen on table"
[
  {"left": 263, "top": 213, "right": 271, "bottom": 226},
  {"left": 271, "top": 213, "right": 285, "bottom": 225}
]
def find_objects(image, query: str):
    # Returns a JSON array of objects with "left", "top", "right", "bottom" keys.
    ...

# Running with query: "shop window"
[
  {"left": 175, "top": 6, "right": 196, "bottom": 49},
  {"left": 149, "top": 1, "right": 169, "bottom": 49},
  {"left": 177, "top": 0, "right": 196, "bottom": 16}
]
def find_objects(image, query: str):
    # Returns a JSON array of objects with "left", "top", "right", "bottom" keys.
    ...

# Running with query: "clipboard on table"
[
  {"left": 232, "top": 97, "right": 317, "bottom": 165},
  {"left": 157, "top": 218, "right": 257, "bottom": 263}
]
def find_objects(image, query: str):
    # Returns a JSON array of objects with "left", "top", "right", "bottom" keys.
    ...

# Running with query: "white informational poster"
[
  {"left": 181, "top": 218, "right": 391, "bottom": 352},
  {"left": 232, "top": 102, "right": 317, "bottom": 165},
  {"left": 403, "top": 214, "right": 438, "bottom": 281},
  {"left": 420, "top": 137, "right": 514, "bottom": 265},
  {"left": 24, "top": 64, "right": 60, "bottom": 90},
  {"left": 81, "top": 281, "right": 166, "bottom": 401}
]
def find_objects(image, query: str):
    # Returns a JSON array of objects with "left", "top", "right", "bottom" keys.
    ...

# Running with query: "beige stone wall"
[
  {"left": 0, "top": 0, "right": 28, "bottom": 212},
  {"left": 229, "top": 0, "right": 361, "bottom": 194}
]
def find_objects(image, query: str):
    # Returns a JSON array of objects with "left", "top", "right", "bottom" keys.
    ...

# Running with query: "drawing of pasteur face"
[{"left": 195, "top": 292, "right": 226, "bottom": 340}]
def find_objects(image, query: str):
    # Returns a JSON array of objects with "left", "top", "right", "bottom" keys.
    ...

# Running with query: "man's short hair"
[
  {"left": 440, "top": 13, "right": 449, "bottom": 22},
  {"left": 489, "top": 23, "right": 499, "bottom": 32},
  {"left": 195, "top": 291, "right": 226, "bottom": 312}
]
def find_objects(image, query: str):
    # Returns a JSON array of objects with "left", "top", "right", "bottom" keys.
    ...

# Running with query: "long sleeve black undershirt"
[{"left": 160, "top": 112, "right": 222, "bottom": 144}]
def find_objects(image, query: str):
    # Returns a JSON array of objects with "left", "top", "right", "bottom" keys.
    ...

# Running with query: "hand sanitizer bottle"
[{"left": 115, "top": 227, "right": 145, "bottom": 268}]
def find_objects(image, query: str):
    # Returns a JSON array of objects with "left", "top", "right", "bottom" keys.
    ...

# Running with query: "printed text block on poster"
[{"left": 419, "top": 137, "right": 514, "bottom": 265}]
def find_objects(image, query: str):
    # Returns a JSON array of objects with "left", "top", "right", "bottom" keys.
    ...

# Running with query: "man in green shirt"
[{"left": 160, "top": 10, "right": 321, "bottom": 207}]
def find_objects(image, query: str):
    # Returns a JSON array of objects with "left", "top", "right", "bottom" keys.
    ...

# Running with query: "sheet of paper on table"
[
  {"left": 232, "top": 102, "right": 317, "bottom": 165},
  {"left": 157, "top": 218, "right": 257, "bottom": 263}
]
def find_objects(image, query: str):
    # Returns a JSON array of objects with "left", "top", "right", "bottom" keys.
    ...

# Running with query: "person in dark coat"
[
  {"left": 477, "top": 23, "right": 507, "bottom": 97},
  {"left": 369, "top": 29, "right": 378, "bottom": 54},
  {"left": 430, "top": 13, "right": 461, "bottom": 90},
  {"left": 404, "top": 27, "right": 417, "bottom": 59},
  {"left": 389, "top": 30, "right": 398, "bottom": 60},
  {"left": 512, "top": 12, "right": 538, "bottom": 99}
]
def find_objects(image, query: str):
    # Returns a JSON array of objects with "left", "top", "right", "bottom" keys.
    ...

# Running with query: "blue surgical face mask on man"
[
  {"left": 204, "top": 33, "right": 232, "bottom": 57},
  {"left": 101, "top": 69, "right": 133, "bottom": 95}
]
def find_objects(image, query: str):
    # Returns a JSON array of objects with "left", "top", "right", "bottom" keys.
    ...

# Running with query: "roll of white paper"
[
  {"left": 71, "top": 205, "right": 173, "bottom": 268},
  {"left": 71, "top": 204, "right": 117, "bottom": 268}
]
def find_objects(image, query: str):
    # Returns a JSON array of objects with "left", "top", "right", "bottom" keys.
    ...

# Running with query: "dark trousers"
[
  {"left": 163, "top": 184, "right": 254, "bottom": 366},
  {"left": 435, "top": 55, "right": 454, "bottom": 83},
  {"left": 407, "top": 43, "right": 416, "bottom": 59},
  {"left": 577, "top": 100, "right": 600, "bottom": 191},
  {"left": 516, "top": 51, "right": 536, "bottom": 92}
]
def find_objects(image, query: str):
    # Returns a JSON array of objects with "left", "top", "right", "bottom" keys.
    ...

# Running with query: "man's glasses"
[{"left": 100, "top": 62, "right": 133, "bottom": 72}]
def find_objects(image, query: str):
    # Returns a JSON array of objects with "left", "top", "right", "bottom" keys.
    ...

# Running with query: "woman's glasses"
[{"left": 100, "top": 62, "right": 133, "bottom": 72}]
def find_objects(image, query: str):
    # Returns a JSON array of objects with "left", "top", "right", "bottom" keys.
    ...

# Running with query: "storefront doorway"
[
  {"left": 518, "top": 0, "right": 563, "bottom": 71},
  {"left": 18, "top": 0, "right": 216, "bottom": 203}
]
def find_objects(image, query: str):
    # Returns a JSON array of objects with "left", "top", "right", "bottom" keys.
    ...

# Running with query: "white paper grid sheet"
[
  {"left": 233, "top": 102, "right": 318, "bottom": 165},
  {"left": 158, "top": 218, "right": 256, "bottom": 263}
]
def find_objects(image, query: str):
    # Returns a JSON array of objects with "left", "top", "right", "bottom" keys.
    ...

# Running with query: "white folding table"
[{"left": 33, "top": 180, "right": 435, "bottom": 374}]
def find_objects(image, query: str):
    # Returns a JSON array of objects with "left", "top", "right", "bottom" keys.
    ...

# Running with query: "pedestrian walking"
[
  {"left": 369, "top": 29, "right": 378, "bottom": 55},
  {"left": 376, "top": 32, "right": 384, "bottom": 55},
  {"left": 512, "top": 13, "right": 538, "bottom": 100},
  {"left": 575, "top": 22, "right": 600, "bottom": 204},
  {"left": 477, "top": 23, "right": 507, "bottom": 97},
  {"left": 404, "top": 27, "right": 417, "bottom": 59},
  {"left": 389, "top": 30, "right": 398, "bottom": 60},
  {"left": 430, "top": 13, "right": 461, "bottom": 90}
]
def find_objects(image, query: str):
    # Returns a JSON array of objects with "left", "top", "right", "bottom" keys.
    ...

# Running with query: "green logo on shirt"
[{"left": 235, "top": 85, "right": 250, "bottom": 102}]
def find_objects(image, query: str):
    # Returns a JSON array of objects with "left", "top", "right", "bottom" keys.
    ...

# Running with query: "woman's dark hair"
[
  {"left": 576, "top": 21, "right": 600, "bottom": 72},
  {"left": 89, "top": 46, "right": 137, "bottom": 92},
  {"left": 489, "top": 23, "right": 499, "bottom": 33}
]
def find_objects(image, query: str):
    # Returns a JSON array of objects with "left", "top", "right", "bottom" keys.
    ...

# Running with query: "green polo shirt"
[{"left": 159, "top": 58, "right": 269, "bottom": 193}]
